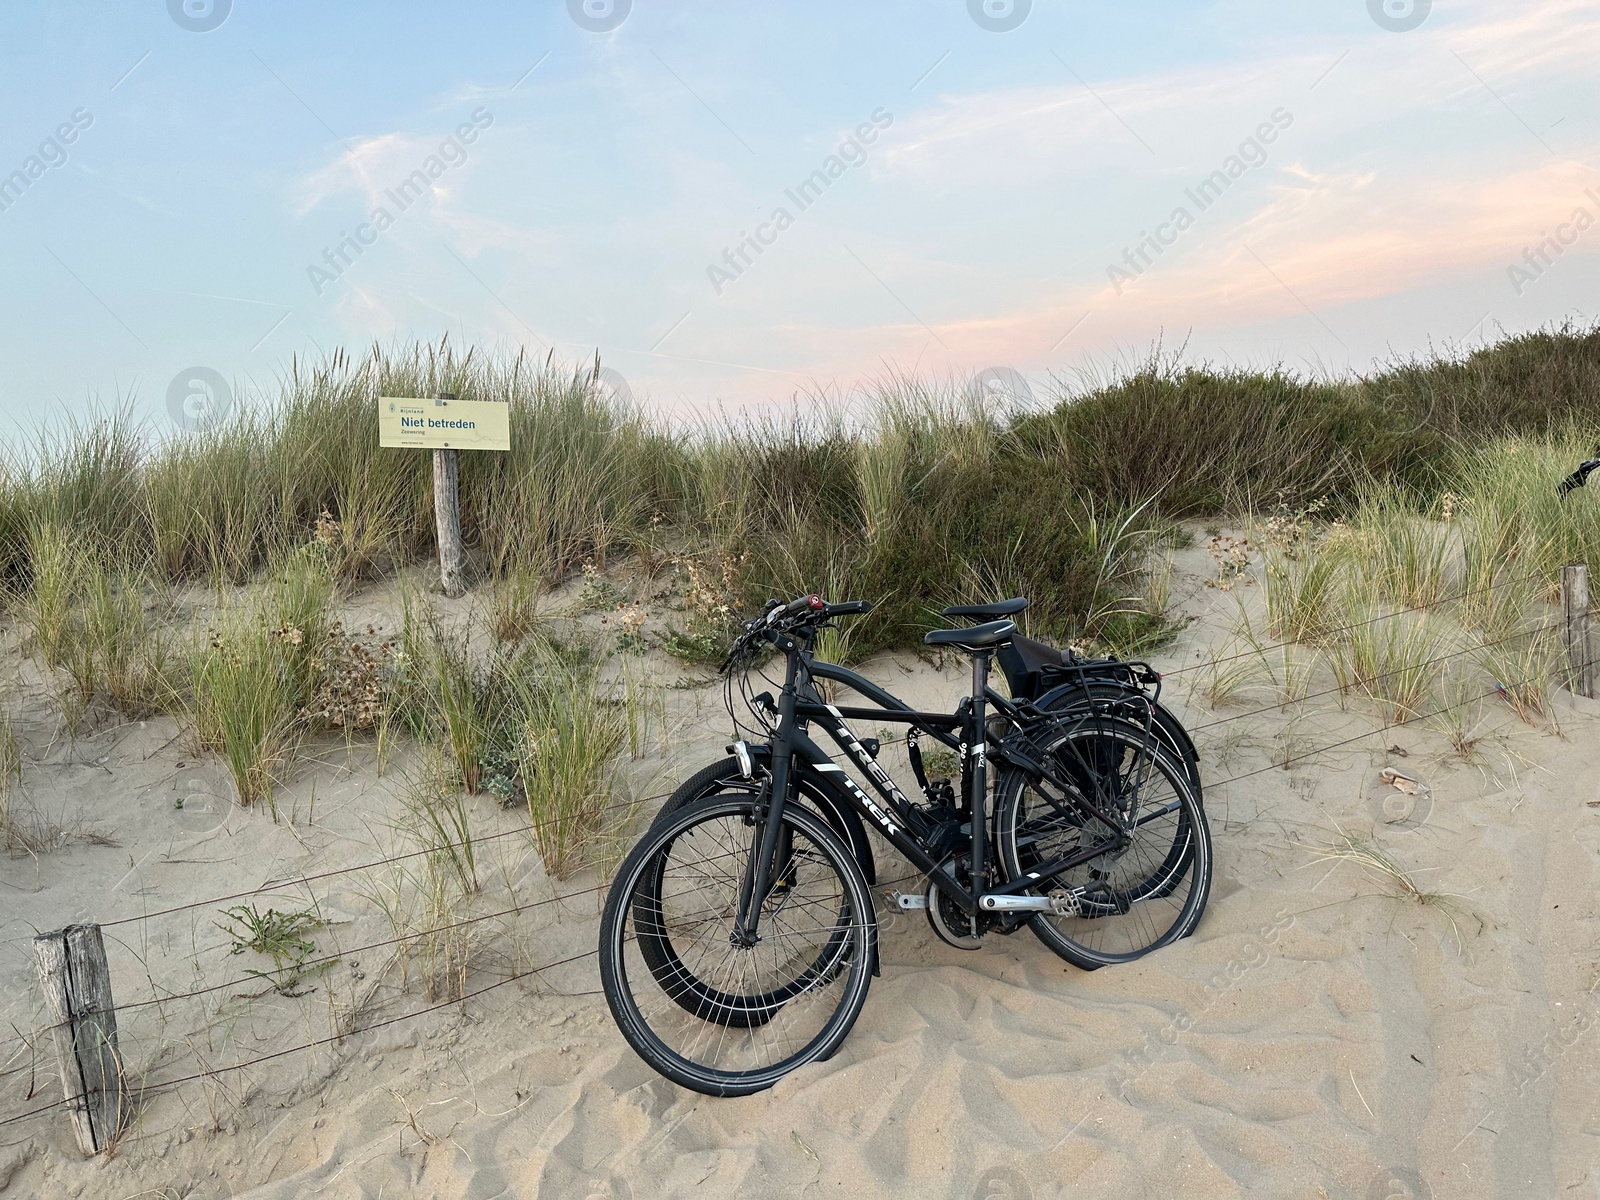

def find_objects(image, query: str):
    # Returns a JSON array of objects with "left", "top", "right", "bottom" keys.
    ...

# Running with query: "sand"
[{"left": 1, "top": 543, "right": 1598, "bottom": 1199}]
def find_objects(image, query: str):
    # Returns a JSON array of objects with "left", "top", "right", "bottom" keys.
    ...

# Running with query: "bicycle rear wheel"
[
  {"left": 1035, "top": 681, "right": 1203, "bottom": 800},
  {"left": 599, "top": 793, "right": 876, "bottom": 1096},
  {"left": 994, "top": 719, "right": 1210, "bottom": 969}
]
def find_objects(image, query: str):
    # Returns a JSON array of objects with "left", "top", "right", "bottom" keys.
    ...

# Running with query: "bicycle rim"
[
  {"left": 997, "top": 721, "right": 1210, "bottom": 968},
  {"left": 600, "top": 794, "right": 875, "bottom": 1095}
]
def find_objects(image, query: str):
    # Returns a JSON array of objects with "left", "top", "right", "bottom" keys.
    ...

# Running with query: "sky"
[{"left": 1, "top": 0, "right": 1597, "bottom": 438}]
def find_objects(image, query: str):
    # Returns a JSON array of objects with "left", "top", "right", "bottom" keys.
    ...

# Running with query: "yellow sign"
[{"left": 379, "top": 396, "right": 510, "bottom": 451}]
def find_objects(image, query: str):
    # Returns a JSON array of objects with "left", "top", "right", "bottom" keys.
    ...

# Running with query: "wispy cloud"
[{"left": 295, "top": 132, "right": 453, "bottom": 214}]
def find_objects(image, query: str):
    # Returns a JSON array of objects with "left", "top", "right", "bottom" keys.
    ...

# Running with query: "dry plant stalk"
[
  {"left": 1315, "top": 827, "right": 1480, "bottom": 950},
  {"left": 0, "top": 710, "right": 21, "bottom": 851}
]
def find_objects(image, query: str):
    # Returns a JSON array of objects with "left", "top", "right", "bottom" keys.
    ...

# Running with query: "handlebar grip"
[
  {"left": 768, "top": 594, "right": 820, "bottom": 623},
  {"left": 825, "top": 600, "right": 872, "bottom": 617}
]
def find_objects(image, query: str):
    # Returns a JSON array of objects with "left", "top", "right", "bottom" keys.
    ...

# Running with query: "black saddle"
[
  {"left": 941, "top": 597, "right": 1028, "bottom": 620},
  {"left": 941, "top": 595, "right": 1156, "bottom": 702},
  {"left": 924, "top": 619, "right": 1015, "bottom": 651}
]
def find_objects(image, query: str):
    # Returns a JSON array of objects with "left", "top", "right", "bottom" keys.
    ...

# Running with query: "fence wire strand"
[
  {"left": 99, "top": 789, "right": 669, "bottom": 931},
  {"left": 0, "top": 946, "right": 600, "bottom": 1131},
  {"left": 1186, "top": 618, "right": 1556, "bottom": 734},
  {"left": 1162, "top": 565, "right": 1546, "bottom": 677},
  {"left": 1205, "top": 647, "right": 1599, "bottom": 789}
]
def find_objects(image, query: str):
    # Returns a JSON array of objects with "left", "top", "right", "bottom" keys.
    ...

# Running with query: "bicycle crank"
[{"left": 978, "top": 888, "right": 1082, "bottom": 917}]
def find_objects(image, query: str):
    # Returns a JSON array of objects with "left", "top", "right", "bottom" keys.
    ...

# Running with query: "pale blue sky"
[{"left": 2, "top": 0, "right": 1596, "bottom": 436}]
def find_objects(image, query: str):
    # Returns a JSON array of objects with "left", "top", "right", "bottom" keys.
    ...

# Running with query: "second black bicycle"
[{"left": 599, "top": 595, "right": 1211, "bottom": 1095}]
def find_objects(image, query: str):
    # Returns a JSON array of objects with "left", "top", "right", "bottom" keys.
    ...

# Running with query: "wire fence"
[
  {"left": 1160, "top": 564, "right": 1547, "bottom": 677},
  {"left": 99, "top": 790, "right": 663, "bottom": 932},
  {"left": 0, "top": 788, "right": 671, "bottom": 1060},
  {"left": 1185, "top": 617, "right": 1555, "bottom": 734},
  {"left": 1, "top": 562, "right": 1593, "bottom": 1142},
  {"left": 0, "top": 851, "right": 949, "bottom": 1129},
  {"left": 0, "top": 946, "right": 602, "bottom": 1133},
  {"left": 1204, "top": 646, "right": 1594, "bottom": 788}
]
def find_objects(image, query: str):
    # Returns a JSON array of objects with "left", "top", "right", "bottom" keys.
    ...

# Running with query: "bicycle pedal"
[{"left": 887, "top": 890, "right": 928, "bottom": 911}]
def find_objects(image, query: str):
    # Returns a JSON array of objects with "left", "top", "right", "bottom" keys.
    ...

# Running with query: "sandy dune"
[{"left": 2, "top": 547, "right": 1598, "bottom": 1199}]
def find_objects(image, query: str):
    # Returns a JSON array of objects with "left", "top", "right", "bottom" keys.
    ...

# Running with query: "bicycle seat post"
[{"left": 966, "top": 649, "right": 991, "bottom": 921}]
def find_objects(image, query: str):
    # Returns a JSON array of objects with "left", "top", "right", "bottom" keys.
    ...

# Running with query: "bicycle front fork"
[{"left": 736, "top": 655, "right": 801, "bottom": 942}]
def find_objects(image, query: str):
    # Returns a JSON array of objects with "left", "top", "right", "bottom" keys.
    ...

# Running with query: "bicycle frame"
[{"left": 735, "top": 628, "right": 1131, "bottom": 938}]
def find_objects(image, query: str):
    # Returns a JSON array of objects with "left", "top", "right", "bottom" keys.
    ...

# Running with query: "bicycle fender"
[
  {"left": 1034, "top": 682, "right": 1202, "bottom": 786},
  {"left": 716, "top": 745, "right": 879, "bottom": 888}
]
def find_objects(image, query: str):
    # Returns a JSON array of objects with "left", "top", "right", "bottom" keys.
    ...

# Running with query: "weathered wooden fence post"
[
  {"left": 431, "top": 391, "right": 465, "bottom": 598},
  {"left": 1563, "top": 563, "right": 1594, "bottom": 699},
  {"left": 32, "top": 924, "right": 126, "bottom": 1155}
]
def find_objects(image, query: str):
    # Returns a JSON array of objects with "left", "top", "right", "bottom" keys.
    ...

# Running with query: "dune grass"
[
  {"left": 4, "top": 326, "right": 1594, "bottom": 663},
  {"left": 0, "top": 709, "right": 19, "bottom": 846},
  {"left": 364, "top": 749, "right": 482, "bottom": 1003},
  {"left": 1317, "top": 827, "right": 1481, "bottom": 950},
  {"left": 505, "top": 636, "right": 638, "bottom": 880},
  {"left": 1354, "top": 488, "right": 1456, "bottom": 612},
  {"left": 189, "top": 617, "right": 304, "bottom": 813},
  {"left": 1220, "top": 413, "right": 1598, "bottom": 731},
  {"left": 1264, "top": 547, "right": 1348, "bottom": 646},
  {"left": 185, "top": 542, "right": 342, "bottom": 811},
  {"left": 402, "top": 606, "right": 498, "bottom": 796},
  {"left": 392, "top": 591, "right": 649, "bottom": 876},
  {"left": 21, "top": 524, "right": 177, "bottom": 722},
  {"left": 1333, "top": 602, "right": 1448, "bottom": 724},
  {"left": 81, "top": 555, "right": 176, "bottom": 718}
]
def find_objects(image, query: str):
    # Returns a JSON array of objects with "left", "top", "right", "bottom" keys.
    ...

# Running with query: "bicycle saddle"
[
  {"left": 924, "top": 619, "right": 1015, "bottom": 650},
  {"left": 940, "top": 597, "right": 1028, "bottom": 620}
]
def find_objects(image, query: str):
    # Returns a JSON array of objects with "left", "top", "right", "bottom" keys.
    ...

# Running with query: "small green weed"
[
  {"left": 579, "top": 561, "right": 626, "bottom": 612},
  {"left": 217, "top": 903, "right": 331, "bottom": 995},
  {"left": 661, "top": 627, "right": 725, "bottom": 666}
]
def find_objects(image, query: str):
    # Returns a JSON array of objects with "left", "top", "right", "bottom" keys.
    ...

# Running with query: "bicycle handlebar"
[
  {"left": 724, "top": 595, "right": 873, "bottom": 671},
  {"left": 765, "top": 594, "right": 823, "bottom": 625}
]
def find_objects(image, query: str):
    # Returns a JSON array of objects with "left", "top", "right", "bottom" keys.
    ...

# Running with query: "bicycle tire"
[
  {"left": 1011, "top": 712, "right": 1199, "bottom": 912},
  {"left": 1033, "top": 681, "right": 1203, "bottom": 801},
  {"left": 599, "top": 793, "right": 876, "bottom": 1096},
  {"left": 634, "top": 803, "right": 857, "bottom": 1031},
  {"left": 651, "top": 756, "right": 878, "bottom": 882}
]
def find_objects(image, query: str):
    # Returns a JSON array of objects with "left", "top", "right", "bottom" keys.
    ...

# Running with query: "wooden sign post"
[
  {"left": 33, "top": 924, "right": 126, "bottom": 1156},
  {"left": 1563, "top": 563, "right": 1594, "bottom": 698},
  {"left": 379, "top": 392, "right": 511, "bottom": 598},
  {"left": 429, "top": 393, "right": 465, "bottom": 597},
  {"left": 433, "top": 439, "right": 464, "bottom": 596}
]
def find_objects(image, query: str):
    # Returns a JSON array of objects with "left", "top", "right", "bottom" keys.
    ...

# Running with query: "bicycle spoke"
[{"left": 997, "top": 719, "right": 1211, "bottom": 967}]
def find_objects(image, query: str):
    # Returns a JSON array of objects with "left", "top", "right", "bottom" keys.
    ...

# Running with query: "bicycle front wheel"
[
  {"left": 599, "top": 794, "right": 876, "bottom": 1096},
  {"left": 994, "top": 719, "right": 1211, "bottom": 970}
]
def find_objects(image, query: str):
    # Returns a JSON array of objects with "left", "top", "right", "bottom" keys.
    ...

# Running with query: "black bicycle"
[{"left": 598, "top": 595, "right": 1211, "bottom": 1095}]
